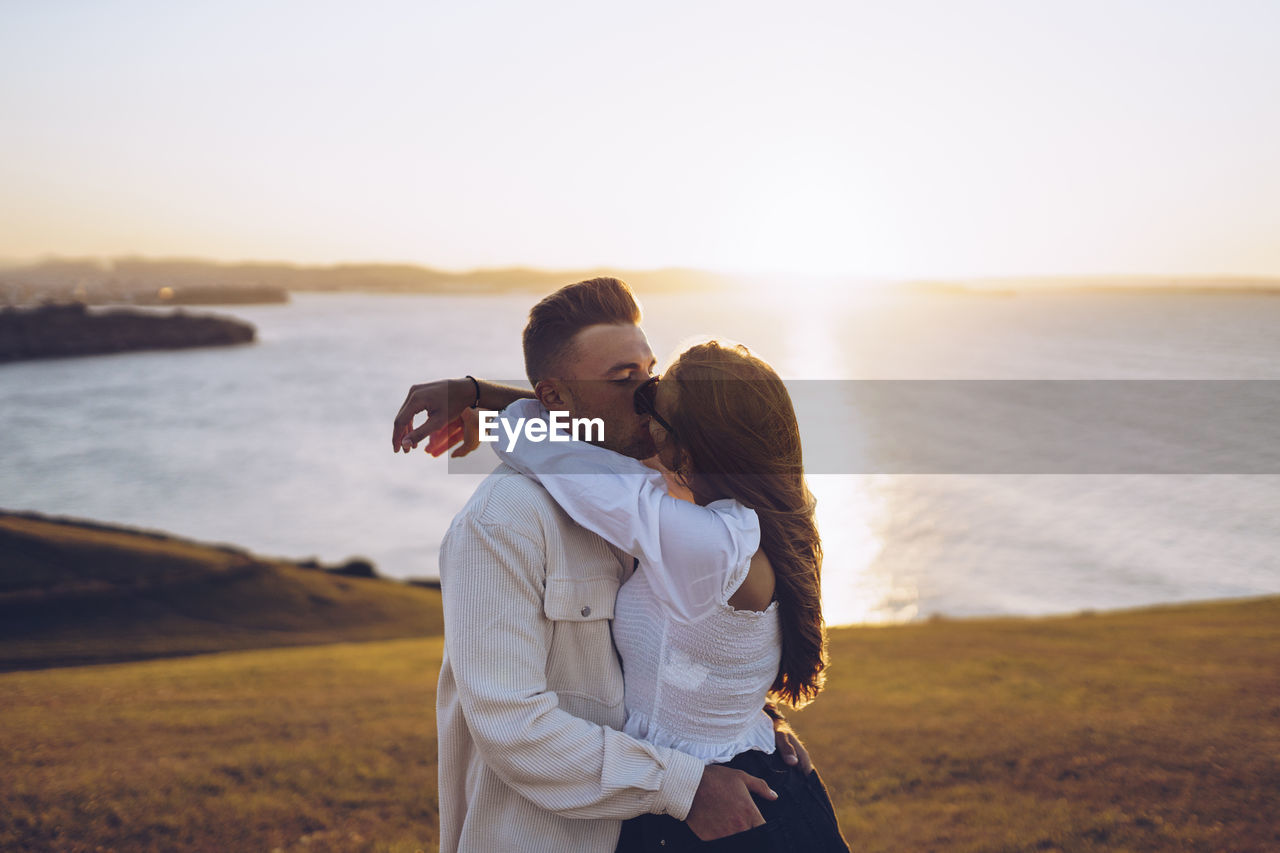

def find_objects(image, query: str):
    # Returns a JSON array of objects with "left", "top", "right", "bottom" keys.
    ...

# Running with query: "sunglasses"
[{"left": 633, "top": 376, "right": 678, "bottom": 438}]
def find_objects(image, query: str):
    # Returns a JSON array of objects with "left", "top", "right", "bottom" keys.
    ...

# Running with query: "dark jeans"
[{"left": 616, "top": 749, "right": 851, "bottom": 852}]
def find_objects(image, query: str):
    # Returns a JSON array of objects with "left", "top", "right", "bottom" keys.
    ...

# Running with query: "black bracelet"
[
  {"left": 463, "top": 375, "right": 481, "bottom": 409},
  {"left": 763, "top": 702, "right": 787, "bottom": 724}
]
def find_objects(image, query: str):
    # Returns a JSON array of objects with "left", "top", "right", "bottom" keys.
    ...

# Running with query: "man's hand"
[
  {"left": 392, "top": 379, "right": 478, "bottom": 457},
  {"left": 773, "top": 721, "right": 813, "bottom": 775},
  {"left": 685, "top": 764, "right": 776, "bottom": 841}
]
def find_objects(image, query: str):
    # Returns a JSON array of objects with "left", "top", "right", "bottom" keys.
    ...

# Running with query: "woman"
[{"left": 490, "top": 340, "right": 849, "bottom": 851}]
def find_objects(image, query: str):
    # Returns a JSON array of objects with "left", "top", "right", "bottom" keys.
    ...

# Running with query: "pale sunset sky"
[{"left": 2, "top": 0, "right": 1278, "bottom": 279}]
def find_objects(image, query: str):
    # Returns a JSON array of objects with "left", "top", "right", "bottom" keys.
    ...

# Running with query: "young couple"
[{"left": 392, "top": 277, "right": 849, "bottom": 852}]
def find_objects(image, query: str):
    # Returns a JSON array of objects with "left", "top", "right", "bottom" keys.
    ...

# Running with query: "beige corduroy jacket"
[{"left": 435, "top": 465, "right": 705, "bottom": 853}]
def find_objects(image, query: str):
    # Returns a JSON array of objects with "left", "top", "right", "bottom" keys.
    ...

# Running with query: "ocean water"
[{"left": 2, "top": 287, "right": 1277, "bottom": 625}]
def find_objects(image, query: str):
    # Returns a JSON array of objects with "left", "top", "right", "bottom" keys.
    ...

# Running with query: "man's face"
[{"left": 547, "top": 323, "right": 657, "bottom": 459}]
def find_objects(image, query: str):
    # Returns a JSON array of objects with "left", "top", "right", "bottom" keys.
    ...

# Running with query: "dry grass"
[
  {"left": 2, "top": 597, "right": 1277, "bottom": 852},
  {"left": 1, "top": 639, "right": 443, "bottom": 853},
  {"left": 792, "top": 596, "right": 1280, "bottom": 852}
]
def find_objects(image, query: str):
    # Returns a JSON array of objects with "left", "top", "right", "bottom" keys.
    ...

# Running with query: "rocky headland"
[{"left": 0, "top": 302, "right": 256, "bottom": 363}]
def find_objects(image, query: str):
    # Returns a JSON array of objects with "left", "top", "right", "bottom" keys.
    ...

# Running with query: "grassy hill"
[
  {"left": 1, "top": 593, "right": 1276, "bottom": 852},
  {"left": 0, "top": 511, "right": 443, "bottom": 671}
]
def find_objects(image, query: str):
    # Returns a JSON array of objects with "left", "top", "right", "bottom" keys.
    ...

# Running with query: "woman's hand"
[
  {"left": 773, "top": 719, "right": 813, "bottom": 774},
  {"left": 639, "top": 455, "right": 696, "bottom": 502}
]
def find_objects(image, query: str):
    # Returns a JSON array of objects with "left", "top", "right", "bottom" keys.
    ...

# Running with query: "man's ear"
[{"left": 535, "top": 379, "right": 569, "bottom": 410}]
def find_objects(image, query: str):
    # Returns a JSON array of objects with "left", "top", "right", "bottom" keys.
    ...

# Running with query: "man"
[{"left": 392, "top": 278, "right": 808, "bottom": 852}]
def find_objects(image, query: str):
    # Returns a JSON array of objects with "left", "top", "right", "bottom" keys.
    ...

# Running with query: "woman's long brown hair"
[{"left": 665, "top": 341, "right": 827, "bottom": 708}]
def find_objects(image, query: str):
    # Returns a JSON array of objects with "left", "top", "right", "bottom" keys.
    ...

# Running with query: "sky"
[{"left": 2, "top": 0, "right": 1279, "bottom": 279}]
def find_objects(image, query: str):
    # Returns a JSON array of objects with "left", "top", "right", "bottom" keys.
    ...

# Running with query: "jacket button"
[{"left": 580, "top": 605, "right": 591, "bottom": 617}]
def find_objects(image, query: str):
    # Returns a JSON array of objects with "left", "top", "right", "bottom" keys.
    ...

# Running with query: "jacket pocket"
[
  {"left": 543, "top": 575, "right": 623, "bottom": 708},
  {"left": 544, "top": 576, "right": 618, "bottom": 622}
]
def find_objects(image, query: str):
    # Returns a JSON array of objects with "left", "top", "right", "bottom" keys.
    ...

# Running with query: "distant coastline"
[
  {"left": 130, "top": 284, "right": 289, "bottom": 306},
  {"left": 4, "top": 257, "right": 1280, "bottom": 305},
  {"left": 905, "top": 275, "right": 1280, "bottom": 296},
  {"left": 0, "top": 257, "right": 734, "bottom": 306}
]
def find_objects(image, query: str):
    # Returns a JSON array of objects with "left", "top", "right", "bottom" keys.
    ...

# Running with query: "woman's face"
[{"left": 647, "top": 378, "right": 682, "bottom": 473}]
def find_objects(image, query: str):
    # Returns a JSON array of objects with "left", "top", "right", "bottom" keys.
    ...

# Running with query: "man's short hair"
[{"left": 523, "top": 277, "right": 641, "bottom": 385}]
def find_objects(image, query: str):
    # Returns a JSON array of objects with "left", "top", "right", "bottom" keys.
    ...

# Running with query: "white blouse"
[{"left": 494, "top": 399, "right": 780, "bottom": 763}]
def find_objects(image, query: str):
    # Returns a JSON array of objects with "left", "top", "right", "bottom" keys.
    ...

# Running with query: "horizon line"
[{"left": 3, "top": 253, "right": 1280, "bottom": 287}]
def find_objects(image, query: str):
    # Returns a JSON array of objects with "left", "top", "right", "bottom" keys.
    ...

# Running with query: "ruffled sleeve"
[{"left": 493, "top": 399, "right": 761, "bottom": 623}]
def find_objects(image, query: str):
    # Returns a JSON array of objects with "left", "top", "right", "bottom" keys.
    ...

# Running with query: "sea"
[{"left": 2, "top": 286, "right": 1278, "bottom": 625}]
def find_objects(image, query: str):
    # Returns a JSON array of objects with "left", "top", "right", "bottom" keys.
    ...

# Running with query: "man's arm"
[
  {"left": 393, "top": 377, "right": 532, "bottom": 455},
  {"left": 441, "top": 509, "right": 774, "bottom": 824}
]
